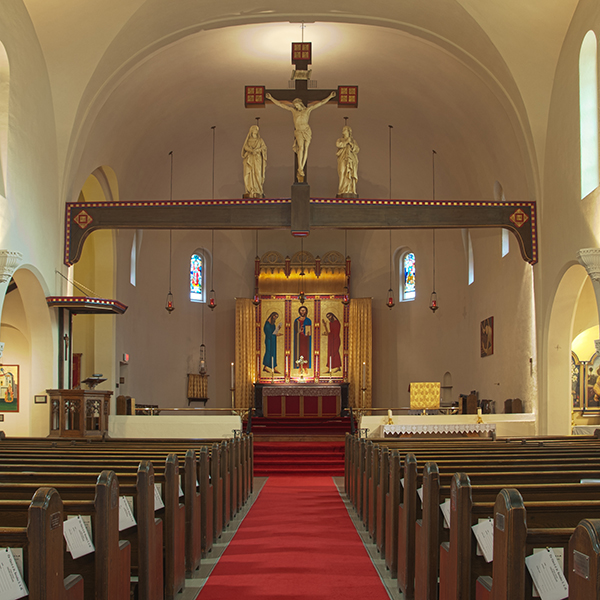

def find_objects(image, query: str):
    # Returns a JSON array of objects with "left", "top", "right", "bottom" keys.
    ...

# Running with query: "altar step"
[
  {"left": 248, "top": 416, "right": 355, "bottom": 442},
  {"left": 253, "top": 441, "right": 345, "bottom": 476}
]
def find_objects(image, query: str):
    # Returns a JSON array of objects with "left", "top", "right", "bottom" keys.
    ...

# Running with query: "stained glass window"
[
  {"left": 403, "top": 252, "right": 416, "bottom": 301},
  {"left": 190, "top": 253, "right": 204, "bottom": 302},
  {"left": 580, "top": 31, "right": 599, "bottom": 198}
]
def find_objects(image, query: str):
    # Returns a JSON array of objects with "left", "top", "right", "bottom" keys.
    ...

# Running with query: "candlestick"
[{"left": 362, "top": 361, "right": 366, "bottom": 390}]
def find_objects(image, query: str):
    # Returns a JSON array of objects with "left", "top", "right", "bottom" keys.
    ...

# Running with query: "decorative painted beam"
[{"left": 64, "top": 195, "right": 537, "bottom": 266}]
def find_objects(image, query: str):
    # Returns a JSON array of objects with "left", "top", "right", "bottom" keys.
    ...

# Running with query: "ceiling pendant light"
[
  {"left": 208, "top": 126, "right": 217, "bottom": 310},
  {"left": 208, "top": 229, "right": 217, "bottom": 310},
  {"left": 387, "top": 229, "right": 395, "bottom": 309},
  {"left": 386, "top": 125, "right": 395, "bottom": 309},
  {"left": 252, "top": 230, "right": 261, "bottom": 306},
  {"left": 430, "top": 150, "right": 439, "bottom": 313},
  {"left": 165, "top": 151, "right": 175, "bottom": 314},
  {"left": 341, "top": 229, "right": 350, "bottom": 306}
]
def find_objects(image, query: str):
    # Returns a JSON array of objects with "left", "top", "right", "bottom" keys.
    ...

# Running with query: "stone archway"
[{"left": 545, "top": 263, "right": 590, "bottom": 434}]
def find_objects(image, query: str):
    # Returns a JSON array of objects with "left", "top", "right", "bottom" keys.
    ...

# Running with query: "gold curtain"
[
  {"left": 348, "top": 298, "right": 372, "bottom": 409},
  {"left": 234, "top": 298, "right": 256, "bottom": 409}
]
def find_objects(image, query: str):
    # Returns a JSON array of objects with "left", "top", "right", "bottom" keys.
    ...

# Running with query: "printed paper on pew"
[
  {"left": 0, "top": 548, "right": 28, "bottom": 600},
  {"left": 154, "top": 483, "right": 165, "bottom": 510},
  {"left": 400, "top": 478, "right": 404, "bottom": 488},
  {"left": 472, "top": 518, "right": 494, "bottom": 563},
  {"left": 440, "top": 499, "right": 451, "bottom": 528},
  {"left": 119, "top": 496, "right": 137, "bottom": 531},
  {"left": 63, "top": 515, "right": 95, "bottom": 559},
  {"left": 417, "top": 487, "right": 424, "bottom": 505},
  {"left": 179, "top": 475, "right": 184, "bottom": 497},
  {"left": 525, "top": 548, "right": 568, "bottom": 600},
  {"left": 68, "top": 514, "right": 92, "bottom": 539},
  {"left": 9, "top": 549, "right": 23, "bottom": 578},
  {"left": 580, "top": 479, "right": 600, "bottom": 484},
  {"left": 532, "top": 548, "right": 564, "bottom": 598}
]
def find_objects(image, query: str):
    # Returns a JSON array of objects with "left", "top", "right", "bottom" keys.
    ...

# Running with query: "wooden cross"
[{"left": 245, "top": 43, "right": 358, "bottom": 184}]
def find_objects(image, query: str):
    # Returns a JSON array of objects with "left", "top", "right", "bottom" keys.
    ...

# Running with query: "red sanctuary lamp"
[
  {"left": 165, "top": 291, "right": 174, "bottom": 313},
  {"left": 386, "top": 288, "right": 395, "bottom": 309},
  {"left": 208, "top": 289, "right": 217, "bottom": 310},
  {"left": 429, "top": 291, "right": 439, "bottom": 312}
]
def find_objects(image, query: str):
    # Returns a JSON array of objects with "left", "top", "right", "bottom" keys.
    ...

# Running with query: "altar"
[{"left": 254, "top": 383, "right": 349, "bottom": 418}]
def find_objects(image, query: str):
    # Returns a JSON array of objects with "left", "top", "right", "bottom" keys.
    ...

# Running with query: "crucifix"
[{"left": 245, "top": 42, "right": 358, "bottom": 184}]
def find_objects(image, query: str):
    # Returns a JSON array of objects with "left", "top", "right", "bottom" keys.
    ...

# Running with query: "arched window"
[
  {"left": 0, "top": 42, "right": 10, "bottom": 198},
  {"left": 580, "top": 31, "right": 599, "bottom": 198},
  {"left": 400, "top": 251, "right": 416, "bottom": 301},
  {"left": 462, "top": 229, "right": 474, "bottom": 285},
  {"left": 494, "top": 181, "right": 510, "bottom": 257},
  {"left": 190, "top": 251, "right": 205, "bottom": 302}
]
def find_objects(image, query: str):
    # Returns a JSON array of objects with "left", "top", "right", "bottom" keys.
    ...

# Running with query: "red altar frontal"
[{"left": 260, "top": 384, "right": 342, "bottom": 418}]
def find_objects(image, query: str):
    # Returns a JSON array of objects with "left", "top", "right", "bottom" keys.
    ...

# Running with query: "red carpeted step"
[{"left": 253, "top": 440, "right": 346, "bottom": 475}]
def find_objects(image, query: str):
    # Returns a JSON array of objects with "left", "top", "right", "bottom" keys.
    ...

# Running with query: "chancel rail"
[{"left": 64, "top": 196, "right": 537, "bottom": 265}]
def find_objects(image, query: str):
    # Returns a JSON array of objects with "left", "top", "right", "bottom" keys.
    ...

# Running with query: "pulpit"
[{"left": 47, "top": 389, "right": 112, "bottom": 438}]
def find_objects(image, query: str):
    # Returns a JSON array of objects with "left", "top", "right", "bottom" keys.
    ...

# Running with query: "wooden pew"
[
  {"left": 567, "top": 518, "right": 600, "bottom": 600},
  {"left": 440, "top": 480, "right": 600, "bottom": 600},
  {"left": 417, "top": 467, "right": 600, "bottom": 600},
  {"left": 0, "top": 461, "right": 163, "bottom": 600},
  {"left": 0, "top": 487, "right": 85, "bottom": 600}
]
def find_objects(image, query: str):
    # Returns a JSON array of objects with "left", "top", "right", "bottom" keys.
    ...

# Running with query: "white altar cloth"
[
  {"left": 360, "top": 413, "right": 536, "bottom": 438},
  {"left": 382, "top": 422, "right": 496, "bottom": 436}
]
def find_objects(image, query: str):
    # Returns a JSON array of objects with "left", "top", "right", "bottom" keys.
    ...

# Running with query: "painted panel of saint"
[
  {"left": 585, "top": 353, "right": 600, "bottom": 411},
  {"left": 261, "top": 302, "right": 284, "bottom": 377},
  {"left": 321, "top": 309, "right": 342, "bottom": 375},
  {"left": 292, "top": 302, "right": 313, "bottom": 376}
]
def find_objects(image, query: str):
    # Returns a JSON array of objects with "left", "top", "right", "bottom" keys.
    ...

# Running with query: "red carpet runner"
[{"left": 197, "top": 476, "right": 390, "bottom": 599}]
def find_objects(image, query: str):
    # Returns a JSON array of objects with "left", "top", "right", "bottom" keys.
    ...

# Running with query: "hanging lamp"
[
  {"left": 208, "top": 126, "right": 217, "bottom": 310},
  {"left": 298, "top": 238, "right": 306, "bottom": 305},
  {"left": 208, "top": 230, "right": 217, "bottom": 310},
  {"left": 341, "top": 229, "right": 350, "bottom": 306},
  {"left": 429, "top": 150, "right": 439, "bottom": 313},
  {"left": 387, "top": 229, "right": 395, "bottom": 309},
  {"left": 386, "top": 125, "right": 395, "bottom": 309},
  {"left": 252, "top": 230, "right": 261, "bottom": 306},
  {"left": 165, "top": 151, "right": 175, "bottom": 313}
]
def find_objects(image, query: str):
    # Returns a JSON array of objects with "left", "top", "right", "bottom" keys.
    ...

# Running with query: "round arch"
[{"left": 545, "top": 262, "right": 591, "bottom": 434}]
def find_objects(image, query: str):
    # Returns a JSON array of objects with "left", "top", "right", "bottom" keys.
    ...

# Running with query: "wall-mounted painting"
[
  {"left": 481, "top": 317, "right": 494, "bottom": 357},
  {"left": 0, "top": 365, "right": 19, "bottom": 412}
]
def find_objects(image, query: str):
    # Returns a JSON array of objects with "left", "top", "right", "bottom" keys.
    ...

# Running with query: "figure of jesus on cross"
[
  {"left": 245, "top": 42, "right": 358, "bottom": 184},
  {"left": 266, "top": 91, "right": 336, "bottom": 182}
]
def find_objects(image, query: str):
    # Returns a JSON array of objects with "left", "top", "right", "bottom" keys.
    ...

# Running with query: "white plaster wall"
[{"left": 540, "top": 0, "right": 600, "bottom": 434}]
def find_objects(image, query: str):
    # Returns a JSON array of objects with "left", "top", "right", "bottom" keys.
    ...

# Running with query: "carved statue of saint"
[
  {"left": 242, "top": 125, "right": 267, "bottom": 198},
  {"left": 266, "top": 91, "right": 336, "bottom": 182},
  {"left": 336, "top": 125, "right": 359, "bottom": 197}
]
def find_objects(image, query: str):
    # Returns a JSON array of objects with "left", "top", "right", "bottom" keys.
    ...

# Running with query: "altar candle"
[
  {"left": 362, "top": 362, "right": 366, "bottom": 389},
  {"left": 477, "top": 408, "right": 482, "bottom": 417},
  {"left": 329, "top": 357, "right": 332, "bottom": 373},
  {"left": 388, "top": 409, "right": 393, "bottom": 421},
  {"left": 231, "top": 363, "right": 235, "bottom": 389}
]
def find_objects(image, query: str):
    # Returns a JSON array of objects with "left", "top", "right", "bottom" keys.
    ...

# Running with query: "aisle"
[{"left": 196, "top": 476, "right": 392, "bottom": 599}]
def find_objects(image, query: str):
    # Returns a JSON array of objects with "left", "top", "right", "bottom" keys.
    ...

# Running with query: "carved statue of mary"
[{"left": 242, "top": 125, "right": 267, "bottom": 198}]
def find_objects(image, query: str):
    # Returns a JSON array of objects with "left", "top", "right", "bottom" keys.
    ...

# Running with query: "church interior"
[{"left": 0, "top": 1, "right": 600, "bottom": 597}]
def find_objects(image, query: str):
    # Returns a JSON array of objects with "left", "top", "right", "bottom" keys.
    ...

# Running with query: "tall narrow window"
[
  {"left": 0, "top": 42, "right": 9, "bottom": 198},
  {"left": 190, "top": 252, "right": 204, "bottom": 302},
  {"left": 462, "top": 229, "right": 474, "bottom": 285},
  {"left": 494, "top": 181, "right": 510, "bottom": 257},
  {"left": 580, "top": 31, "right": 599, "bottom": 198},
  {"left": 403, "top": 252, "right": 416, "bottom": 301}
]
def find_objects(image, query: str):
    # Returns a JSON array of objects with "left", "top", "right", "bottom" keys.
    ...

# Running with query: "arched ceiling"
[{"left": 19, "top": 0, "right": 578, "bottom": 202}]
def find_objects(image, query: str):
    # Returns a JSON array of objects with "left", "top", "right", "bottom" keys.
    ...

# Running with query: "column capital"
[
  {"left": 577, "top": 248, "right": 600, "bottom": 282},
  {"left": 0, "top": 250, "right": 23, "bottom": 283}
]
